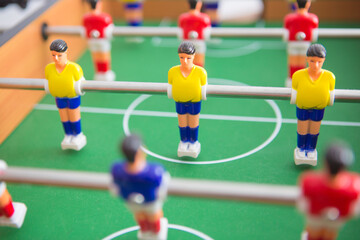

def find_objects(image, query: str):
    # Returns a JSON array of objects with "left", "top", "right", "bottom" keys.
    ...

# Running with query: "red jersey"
[
  {"left": 284, "top": 13, "right": 318, "bottom": 41},
  {"left": 83, "top": 12, "right": 113, "bottom": 39},
  {"left": 178, "top": 12, "right": 211, "bottom": 40},
  {"left": 300, "top": 171, "right": 360, "bottom": 218}
]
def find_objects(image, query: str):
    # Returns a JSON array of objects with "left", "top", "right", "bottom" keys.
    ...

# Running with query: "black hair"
[
  {"left": 188, "top": 0, "right": 199, "bottom": 9},
  {"left": 306, "top": 44, "right": 326, "bottom": 58},
  {"left": 49, "top": 39, "right": 68, "bottom": 52},
  {"left": 87, "top": 0, "right": 98, "bottom": 9},
  {"left": 296, "top": 0, "right": 309, "bottom": 9},
  {"left": 325, "top": 142, "right": 354, "bottom": 176},
  {"left": 121, "top": 135, "right": 142, "bottom": 163},
  {"left": 178, "top": 41, "right": 196, "bottom": 55}
]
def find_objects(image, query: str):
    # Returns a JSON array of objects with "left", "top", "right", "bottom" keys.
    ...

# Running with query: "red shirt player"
[
  {"left": 83, "top": 0, "right": 115, "bottom": 81},
  {"left": 179, "top": 0, "right": 211, "bottom": 67},
  {"left": 297, "top": 142, "right": 360, "bottom": 240},
  {"left": 283, "top": 0, "right": 318, "bottom": 87}
]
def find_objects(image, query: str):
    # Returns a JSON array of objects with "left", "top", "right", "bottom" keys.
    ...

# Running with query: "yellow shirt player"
[
  {"left": 44, "top": 39, "right": 87, "bottom": 151},
  {"left": 290, "top": 44, "right": 335, "bottom": 166},
  {"left": 168, "top": 65, "right": 207, "bottom": 103},
  {"left": 168, "top": 41, "right": 207, "bottom": 158}
]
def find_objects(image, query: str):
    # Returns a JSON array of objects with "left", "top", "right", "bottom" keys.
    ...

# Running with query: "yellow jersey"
[
  {"left": 45, "top": 61, "right": 84, "bottom": 98},
  {"left": 292, "top": 68, "right": 335, "bottom": 109},
  {"left": 168, "top": 65, "right": 207, "bottom": 102}
]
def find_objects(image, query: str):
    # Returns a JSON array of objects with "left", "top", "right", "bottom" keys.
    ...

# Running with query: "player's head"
[
  {"left": 50, "top": 39, "right": 68, "bottom": 53},
  {"left": 178, "top": 41, "right": 196, "bottom": 55},
  {"left": 306, "top": 44, "right": 326, "bottom": 58},
  {"left": 121, "top": 135, "right": 143, "bottom": 163},
  {"left": 87, "top": 0, "right": 99, "bottom": 10},
  {"left": 188, "top": 0, "right": 202, "bottom": 11},
  {"left": 296, "top": 0, "right": 310, "bottom": 9},
  {"left": 324, "top": 141, "right": 354, "bottom": 176}
]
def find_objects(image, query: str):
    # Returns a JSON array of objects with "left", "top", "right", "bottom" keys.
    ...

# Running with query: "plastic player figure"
[
  {"left": 83, "top": 0, "right": 115, "bottom": 81},
  {"left": 0, "top": 160, "right": 27, "bottom": 228},
  {"left": 178, "top": 0, "right": 211, "bottom": 67},
  {"left": 203, "top": 0, "right": 220, "bottom": 27},
  {"left": 284, "top": 0, "right": 318, "bottom": 87},
  {"left": 111, "top": 135, "right": 170, "bottom": 240},
  {"left": 297, "top": 142, "right": 360, "bottom": 240},
  {"left": 168, "top": 41, "right": 207, "bottom": 158},
  {"left": 121, "top": 0, "right": 144, "bottom": 27},
  {"left": 45, "top": 39, "right": 87, "bottom": 151},
  {"left": 290, "top": 44, "right": 335, "bottom": 166}
]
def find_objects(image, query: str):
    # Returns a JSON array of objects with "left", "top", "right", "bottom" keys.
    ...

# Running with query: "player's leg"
[
  {"left": 187, "top": 101, "right": 201, "bottom": 156},
  {"left": 123, "top": 1, "right": 143, "bottom": 27},
  {"left": 296, "top": 107, "right": 310, "bottom": 158},
  {"left": 306, "top": 109, "right": 324, "bottom": 159},
  {"left": 176, "top": 102, "right": 190, "bottom": 154},
  {"left": 56, "top": 97, "right": 73, "bottom": 145},
  {"left": 135, "top": 211, "right": 150, "bottom": 233},
  {"left": 204, "top": 1, "right": 220, "bottom": 27},
  {"left": 0, "top": 184, "right": 14, "bottom": 218},
  {"left": 193, "top": 40, "right": 206, "bottom": 67},
  {"left": 90, "top": 40, "right": 115, "bottom": 81},
  {"left": 68, "top": 96, "right": 87, "bottom": 150}
]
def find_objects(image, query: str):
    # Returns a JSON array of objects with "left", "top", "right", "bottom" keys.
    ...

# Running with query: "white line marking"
[
  {"left": 34, "top": 104, "right": 360, "bottom": 127},
  {"left": 122, "top": 94, "right": 282, "bottom": 165},
  {"left": 102, "top": 224, "right": 214, "bottom": 240}
]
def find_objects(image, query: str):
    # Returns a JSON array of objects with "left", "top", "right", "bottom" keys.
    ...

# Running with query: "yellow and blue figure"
[
  {"left": 121, "top": 0, "right": 144, "bottom": 27},
  {"left": 168, "top": 41, "right": 207, "bottom": 158},
  {"left": 291, "top": 43, "right": 335, "bottom": 166},
  {"left": 45, "top": 39, "right": 87, "bottom": 151}
]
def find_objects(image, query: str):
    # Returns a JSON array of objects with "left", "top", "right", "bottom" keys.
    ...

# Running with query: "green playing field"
[{"left": 0, "top": 23, "right": 360, "bottom": 239}]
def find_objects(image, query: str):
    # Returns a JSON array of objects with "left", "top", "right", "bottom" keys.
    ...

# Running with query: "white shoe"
[
  {"left": 307, "top": 150, "right": 318, "bottom": 162},
  {"left": 177, "top": 141, "right": 189, "bottom": 157},
  {"left": 138, "top": 218, "right": 168, "bottom": 240},
  {"left": 294, "top": 147, "right": 317, "bottom": 166},
  {"left": 61, "top": 135, "right": 73, "bottom": 150},
  {"left": 301, "top": 231, "right": 308, "bottom": 240},
  {"left": 187, "top": 141, "right": 201, "bottom": 158},
  {"left": 0, "top": 202, "right": 27, "bottom": 228},
  {"left": 94, "top": 70, "right": 115, "bottom": 81},
  {"left": 70, "top": 133, "right": 87, "bottom": 151}
]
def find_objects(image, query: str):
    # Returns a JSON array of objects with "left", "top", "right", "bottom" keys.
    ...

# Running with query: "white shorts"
[
  {"left": 306, "top": 215, "right": 346, "bottom": 231},
  {"left": 190, "top": 39, "right": 206, "bottom": 54},
  {"left": 126, "top": 198, "right": 164, "bottom": 214},
  {"left": 287, "top": 41, "right": 311, "bottom": 56},
  {"left": 88, "top": 39, "right": 111, "bottom": 52}
]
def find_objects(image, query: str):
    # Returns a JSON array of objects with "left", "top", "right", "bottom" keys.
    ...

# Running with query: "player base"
[
  {"left": 0, "top": 202, "right": 27, "bottom": 228},
  {"left": 95, "top": 70, "right": 115, "bottom": 81},
  {"left": 137, "top": 218, "right": 168, "bottom": 240},
  {"left": 177, "top": 141, "right": 201, "bottom": 158},
  {"left": 294, "top": 147, "right": 317, "bottom": 166},
  {"left": 61, "top": 133, "right": 87, "bottom": 151}
]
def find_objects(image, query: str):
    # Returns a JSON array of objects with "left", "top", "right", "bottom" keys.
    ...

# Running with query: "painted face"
[
  {"left": 307, "top": 56, "right": 325, "bottom": 72},
  {"left": 179, "top": 53, "right": 195, "bottom": 69},
  {"left": 51, "top": 50, "right": 68, "bottom": 67}
]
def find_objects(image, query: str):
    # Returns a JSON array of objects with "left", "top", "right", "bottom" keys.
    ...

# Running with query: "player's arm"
[
  {"left": 167, "top": 69, "right": 173, "bottom": 99},
  {"left": 328, "top": 73, "right": 336, "bottom": 106},
  {"left": 290, "top": 72, "right": 299, "bottom": 104},
  {"left": 44, "top": 65, "right": 51, "bottom": 94},
  {"left": 201, "top": 69, "right": 208, "bottom": 100},
  {"left": 74, "top": 64, "right": 86, "bottom": 96}
]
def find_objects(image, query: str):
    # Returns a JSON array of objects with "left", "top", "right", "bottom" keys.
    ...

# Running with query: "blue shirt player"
[{"left": 111, "top": 135, "right": 170, "bottom": 240}]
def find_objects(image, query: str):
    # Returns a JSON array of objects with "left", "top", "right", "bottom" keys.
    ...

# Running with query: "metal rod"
[
  {"left": 45, "top": 26, "right": 360, "bottom": 38},
  {"left": 0, "top": 166, "right": 299, "bottom": 205},
  {"left": 1, "top": 78, "right": 360, "bottom": 102}
]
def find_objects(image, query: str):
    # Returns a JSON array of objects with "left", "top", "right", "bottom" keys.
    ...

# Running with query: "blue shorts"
[
  {"left": 55, "top": 96, "right": 81, "bottom": 109},
  {"left": 296, "top": 107, "right": 325, "bottom": 121},
  {"left": 125, "top": 2, "right": 142, "bottom": 9},
  {"left": 176, "top": 101, "right": 201, "bottom": 115}
]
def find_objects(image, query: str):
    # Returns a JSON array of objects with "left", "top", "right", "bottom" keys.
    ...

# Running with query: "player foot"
[
  {"left": 94, "top": 70, "right": 116, "bottom": 81},
  {"left": 187, "top": 141, "right": 201, "bottom": 158},
  {"left": 61, "top": 135, "right": 73, "bottom": 150},
  {"left": 0, "top": 202, "right": 27, "bottom": 228},
  {"left": 177, "top": 141, "right": 189, "bottom": 157},
  {"left": 138, "top": 218, "right": 168, "bottom": 240},
  {"left": 70, "top": 133, "right": 87, "bottom": 151},
  {"left": 294, "top": 147, "right": 317, "bottom": 166}
]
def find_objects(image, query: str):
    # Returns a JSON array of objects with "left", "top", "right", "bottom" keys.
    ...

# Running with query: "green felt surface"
[{"left": 0, "top": 22, "right": 360, "bottom": 239}]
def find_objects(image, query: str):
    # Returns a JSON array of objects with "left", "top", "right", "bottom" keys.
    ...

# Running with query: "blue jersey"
[{"left": 111, "top": 162, "right": 165, "bottom": 203}]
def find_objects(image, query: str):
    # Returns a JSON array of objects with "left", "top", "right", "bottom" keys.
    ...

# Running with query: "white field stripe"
[{"left": 34, "top": 104, "right": 360, "bottom": 127}]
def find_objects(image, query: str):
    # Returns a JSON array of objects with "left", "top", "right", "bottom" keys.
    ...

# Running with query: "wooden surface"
[
  {"left": 0, "top": 0, "right": 88, "bottom": 144},
  {"left": 264, "top": 0, "right": 360, "bottom": 22}
]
